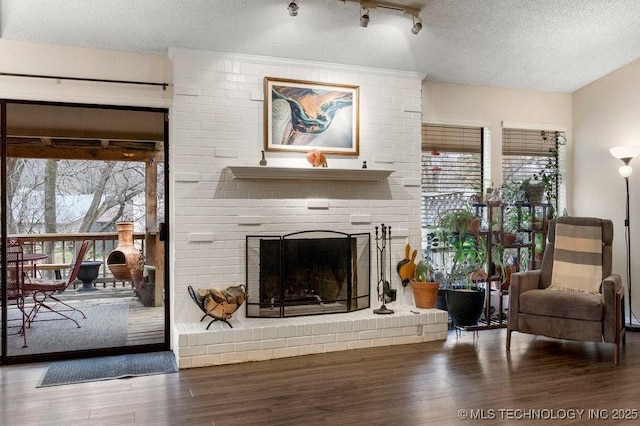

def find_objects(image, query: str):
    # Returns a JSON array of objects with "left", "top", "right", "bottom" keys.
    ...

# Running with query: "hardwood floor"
[{"left": 1, "top": 328, "right": 639, "bottom": 425}]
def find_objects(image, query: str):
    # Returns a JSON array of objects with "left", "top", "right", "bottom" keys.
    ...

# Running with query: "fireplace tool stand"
[{"left": 374, "top": 224, "right": 396, "bottom": 315}]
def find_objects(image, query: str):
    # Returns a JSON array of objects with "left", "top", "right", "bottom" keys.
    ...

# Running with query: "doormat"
[{"left": 37, "top": 351, "right": 178, "bottom": 388}]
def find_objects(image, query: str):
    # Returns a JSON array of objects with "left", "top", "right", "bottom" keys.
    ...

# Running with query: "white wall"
[
  {"left": 423, "top": 81, "right": 573, "bottom": 199},
  {"left": 0, "top": 39, "right": 171, "bottom": 107},
  {"left": 573, "top": 57, "right": 640, "bottom": 313},
  {"left": 169, "top": 49, "right": 425, "bottom": 330}
]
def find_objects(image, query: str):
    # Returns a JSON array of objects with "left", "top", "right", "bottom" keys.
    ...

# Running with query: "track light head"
[
  {"left": 360, "top": 7, "right": 370, "bottom": 27},
  {"left": 411, "top": 15, "right": 422, "bottom": 34},
  {"left": 288, "top": 1, "right": 299, "bottom": 17}
]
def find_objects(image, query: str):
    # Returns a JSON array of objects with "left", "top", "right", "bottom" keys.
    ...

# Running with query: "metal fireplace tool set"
[{"left": 373, "top": 224, "right": 397, "bottom": 315}]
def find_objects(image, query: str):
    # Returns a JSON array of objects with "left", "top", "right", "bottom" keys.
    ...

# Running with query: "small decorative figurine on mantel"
[{"left": 306, "top": 149, "right": 328, "bottom": 167}]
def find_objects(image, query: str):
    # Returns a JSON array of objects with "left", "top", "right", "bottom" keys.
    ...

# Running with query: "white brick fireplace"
[{"left": 169, "top": 48, "right": 447, "bottom": 369}]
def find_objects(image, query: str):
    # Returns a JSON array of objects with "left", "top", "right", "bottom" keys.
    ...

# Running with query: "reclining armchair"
[{"left": 506, "top": 216, "right": 625, "bottom": 364}]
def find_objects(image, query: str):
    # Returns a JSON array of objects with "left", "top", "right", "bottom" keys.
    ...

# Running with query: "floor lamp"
[{"left": 610, "top": 145, "right": 640, "bottom": 331}]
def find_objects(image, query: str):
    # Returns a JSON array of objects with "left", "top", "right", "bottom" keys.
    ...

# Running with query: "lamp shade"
[{"left": 610, "top": 145, "right": 640, "bottom": 164}]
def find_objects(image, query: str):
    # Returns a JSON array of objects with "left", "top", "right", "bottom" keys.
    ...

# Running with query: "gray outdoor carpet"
[
  {"left": 37, "top": 351, "right": 178, "bottom": 387},
  {"left": 7, "top": 303, "right": 129, "bottom": 355}
]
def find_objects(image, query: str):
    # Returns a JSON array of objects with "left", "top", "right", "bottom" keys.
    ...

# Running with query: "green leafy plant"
[
  {"left": 532, "top": 131, "right": 566, "bottom": 218},
  {"left": 502, "top": 204, "right": 532, "bottom": 234},
  {"left": 501, "top": 178, "right": 529, "bottom": 205},
  {"left": 415, "top": 260, "right": 432, "bottom": 282},
  {"left": 437, "top": 209, "right": 479, "bottom": 235},
  {"left": 430, "top": 207, "right": 490, "bottom": 290}
]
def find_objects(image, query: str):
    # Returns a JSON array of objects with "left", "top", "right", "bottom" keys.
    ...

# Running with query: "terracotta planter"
[
  {"left": 107, "top": 222, "right": 141, "bottom": 281},
  {"left": 502, "top": 265, "right": 518, "bottom": 291},
  {"left": 131, "top": 267, "right": 144, "bottom": 294},
  {"left": 466, "top": 218, "right": 481, "bottom": 236},
  {"left": 411, "top": 280, "right": 439, "bottom": 309},
  {"left": 501, "top": 232, "right": 517, "bottom": 245}
]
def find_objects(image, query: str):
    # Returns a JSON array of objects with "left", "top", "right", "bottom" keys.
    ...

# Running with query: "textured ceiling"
[{"left": 2, "top": 0, "right": 640, "bottom": 92}]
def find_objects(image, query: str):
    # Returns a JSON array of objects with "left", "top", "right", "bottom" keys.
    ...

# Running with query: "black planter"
[
  {"left": 76, "top": 260, "right": 103, "bottom": 292},
  {"left": 446, "top": 288, "right": 485, "bottom": 327},
  {"left": 435, "top": 289, "right": 448, "bottom": 311}
]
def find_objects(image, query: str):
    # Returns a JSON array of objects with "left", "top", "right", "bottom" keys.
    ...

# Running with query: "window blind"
[
  {"left": 502, "top": 128, "right": 565, "bottom": 209},
  {"left": 421, "top": 124, "right": 483, "bottom": 227}
]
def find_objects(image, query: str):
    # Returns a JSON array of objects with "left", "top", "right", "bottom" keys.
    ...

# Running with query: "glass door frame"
[{"left": 0, "top": 99, "right": 170, "bottom": 364}]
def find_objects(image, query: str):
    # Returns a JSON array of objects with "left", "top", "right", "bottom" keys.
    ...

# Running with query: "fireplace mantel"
[{"left": 228, "top": 166, "right": 393, "bottom": 181}]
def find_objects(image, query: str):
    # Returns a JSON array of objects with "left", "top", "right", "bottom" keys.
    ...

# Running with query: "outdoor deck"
[
  {"left": 4, "top": 286, "right": 164, "bottom": 356},
  {"left": 62, "top": 287, "right": 165, "bottom": 346}
]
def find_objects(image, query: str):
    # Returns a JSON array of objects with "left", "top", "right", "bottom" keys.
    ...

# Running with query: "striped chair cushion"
[{"left": 549, "top": 222, "right": 603, "bottom": 294}]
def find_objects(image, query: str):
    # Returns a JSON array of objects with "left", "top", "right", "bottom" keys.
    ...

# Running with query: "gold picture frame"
[{"left": 264, "top": 77, "right": 359, "bottom": 155}]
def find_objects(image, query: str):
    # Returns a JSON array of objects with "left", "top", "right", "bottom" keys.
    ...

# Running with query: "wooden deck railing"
[{"left": 10, "top": 232, "right": 146, "bottom": 286}]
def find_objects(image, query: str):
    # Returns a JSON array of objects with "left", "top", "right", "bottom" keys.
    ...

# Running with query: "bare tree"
[
  {"left": 6, "top": 158, "right": 24, "bottom": 234},
  {"left": 44, "top": 159, "right": 57, "bottom": 234},
  {"left": 79, "top": 162, "right": 116, "bottom": 232},
  {"left": 6, "top": 158, "right": 46, "bottom": 234},
  {"left": 8, "top": 158, "right": 146, "bottom": 235}
]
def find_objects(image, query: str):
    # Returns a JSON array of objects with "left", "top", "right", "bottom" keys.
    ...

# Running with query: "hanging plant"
[{"left": 532, "top": 131, "right": 566, "bottom": 218}]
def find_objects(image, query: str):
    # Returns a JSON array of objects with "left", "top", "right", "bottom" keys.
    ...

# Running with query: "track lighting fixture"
[
  {"left": 343, "top": 1, "right": 424, "bottom": 34},
  {"left": 411, "top": 15, "right": 422, "bottom": 34},
  {"left": 360, "top": 6, "right": 370, "bottom": 27},
  {"left": 288, "top": 1, "right": 299, "bottom": 17}
]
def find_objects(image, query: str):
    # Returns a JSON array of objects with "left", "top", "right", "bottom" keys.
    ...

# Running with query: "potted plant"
[
  {"left": 437, "top": 209, "right": 481, "bottom": 237},
  {"left": 410, "top": 260, "right": 439, "bottom": 309},
  {"left": 436, "top": 209, "right": 487, "bottom": 327},
  {"left": 501, "top": 206, "right": 519, "bottom": 245},
  {"left": 445, "top": 266, "right": 486, "bottom": 328},
  {"left": 532, "top": 131, "right": 566, "bottom": 218},
  {"left": 500, "top": 179, "right": 528, "bottom": 206},
  {"left": 432, "top": 268, "right": 449, "bottom": 311}
]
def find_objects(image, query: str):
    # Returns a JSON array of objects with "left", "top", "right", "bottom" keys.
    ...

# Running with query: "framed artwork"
[{"left": 264, "top": 77, "right": 359, "bottom": 155}]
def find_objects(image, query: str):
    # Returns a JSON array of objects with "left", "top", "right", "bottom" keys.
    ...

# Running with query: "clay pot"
[
  {"left": 131, "top": 267, "right": 144, "bottom": 294},
  {"left": 502, "top": 265, "right": 518, "bottom": 291},
  {"left": 501, "top": 232, "right": 517, "bottom": 245},
  {"left": 107, "top": 222, "right": 140, "bottom": 281},
  {"left": 411, "top": 280, "right": 439, "bottom": 309},
  {"left": 466, "top": 218, "right": 481, "bottom": 236}
]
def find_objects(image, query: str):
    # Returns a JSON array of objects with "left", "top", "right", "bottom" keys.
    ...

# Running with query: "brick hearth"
[{"left": 176, "top": 307, "right": 448, "bottom": 368}]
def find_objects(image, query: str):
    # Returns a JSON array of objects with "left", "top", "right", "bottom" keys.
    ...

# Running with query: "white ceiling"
[{"left": 2, "top": 0, "right": 640, "bottom": 93}]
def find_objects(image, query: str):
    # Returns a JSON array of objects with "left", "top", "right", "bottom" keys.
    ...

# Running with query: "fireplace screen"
[{"left": 245, "top": 231, "right": 370, "bottom": 318}]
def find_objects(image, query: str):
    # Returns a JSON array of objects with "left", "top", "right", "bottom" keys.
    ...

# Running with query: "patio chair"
[
  {"left": 24, "top": 240, "right": 91, "bottom": 328},
  {"left": 7, "top": 240, "right": 28, "bottom": 347},
  {"left": 188, "top": 284, "right": 246, "bottom": 329}
]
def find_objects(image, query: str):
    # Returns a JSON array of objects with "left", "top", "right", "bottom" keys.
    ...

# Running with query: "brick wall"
[{"left": 169, "top": 49, "right": 438, "bottom": 366}]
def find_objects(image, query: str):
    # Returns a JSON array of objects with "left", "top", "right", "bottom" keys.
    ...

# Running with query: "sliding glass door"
[{"left": 1, "top": 100, "right": 169, "bottom": 363}]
